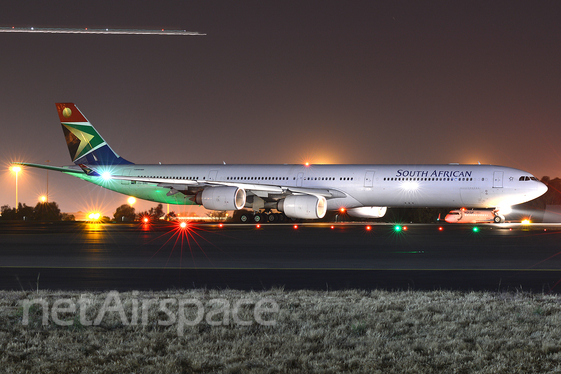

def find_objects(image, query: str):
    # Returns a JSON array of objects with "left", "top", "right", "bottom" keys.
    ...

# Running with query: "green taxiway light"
[
  {"left": 473, "top": 227, "right": 480, "bottom": 233},
  {"left": 394, "top": 225, "right": 402, "bottom": 232}
]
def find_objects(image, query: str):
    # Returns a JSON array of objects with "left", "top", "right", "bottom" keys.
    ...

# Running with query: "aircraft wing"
[
  {"left": 15, "top": 163, "right": 347, "bottom": 200},
  {"left": 107, "top": 175, "right": 347, "bottom": 199},
  {"left": 205, "top": 181, "right": 347, "bottom": 199}
]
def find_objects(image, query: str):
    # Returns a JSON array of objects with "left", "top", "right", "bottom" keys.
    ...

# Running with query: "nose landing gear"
[{"left": 493, "top": 215, "right": 505, "bottom": 223}]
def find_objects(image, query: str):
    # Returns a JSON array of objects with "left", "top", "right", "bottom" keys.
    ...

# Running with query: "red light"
[
  {"left": 403, "top": 226, "right": 408, "bottom": 231},
  {"left": 330, "top": 225, "right": 334, "bottom": 229},
  {"left": 438, "top": 226, "right": 443, "bottom": 231},
  {"left": 339, "top": 207, "right": 346, "bottom": 213},
  {"left": 142, "top": 217, "right": 149, "bottom": 223},
  {"left": 293, "top": 225, "right": 298, "bottom": 229},
  {"left": 180, "top": 222, "right": 187, "bottom": 229},
  {"left": 366, "top": 225, "right": 371, "bottom": 231},
  {"left": 256, "top": 224, "right": 261, "bottom": 229},
  {"left": 219, "top": 223, "right": 223, "bottom": 228}
]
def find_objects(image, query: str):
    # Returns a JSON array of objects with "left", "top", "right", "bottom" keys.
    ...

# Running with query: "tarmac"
[{"left": 1, "top": 221, "right": 561, "bottom": 292}]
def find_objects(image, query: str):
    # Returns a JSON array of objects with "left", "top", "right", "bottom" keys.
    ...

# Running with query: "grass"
[{"left": 2, "top": 289, "right": 561, "bottom": 373}]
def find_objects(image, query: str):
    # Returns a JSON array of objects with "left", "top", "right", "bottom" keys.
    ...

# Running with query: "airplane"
[
  {"left": 444, "top": 208, "right": 497, "bottom": 223},
  {"left": 17, "top": 103, "right": 548, "bottom": 223}
]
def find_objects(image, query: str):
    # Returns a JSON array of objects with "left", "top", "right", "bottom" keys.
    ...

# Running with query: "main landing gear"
[{"left": 238, "top": 211, "right": 287, "bottom": 223}]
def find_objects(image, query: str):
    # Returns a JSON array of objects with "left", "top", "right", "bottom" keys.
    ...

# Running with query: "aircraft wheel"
[
  {"left": 277, "top": 213, "right": 286, "bottom": 223},
  {"left": 254, "top": 213, "right": 264, "bottom": 223},
  {"left": 239, "top": 213, "right": 250, "bottom": 223},
  {"left": 493, "top": 215, "right": 502, "bottom": 223},
  {"left": 267, "top": 213, "right": 276, "bottom": 223}
]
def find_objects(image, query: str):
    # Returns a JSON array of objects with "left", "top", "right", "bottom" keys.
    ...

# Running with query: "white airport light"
[{"left": 498, "top": 206, "right": 512, "bottom": 215}]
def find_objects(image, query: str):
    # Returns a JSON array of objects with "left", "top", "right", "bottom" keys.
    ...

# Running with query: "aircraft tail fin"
[{"left": 56, "top": 103, "right": 133, "bottom": 165}]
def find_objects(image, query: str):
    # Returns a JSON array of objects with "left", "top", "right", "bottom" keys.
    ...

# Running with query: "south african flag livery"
[{"left": 56, "top": 103, "right": 132, "bottom": 165}]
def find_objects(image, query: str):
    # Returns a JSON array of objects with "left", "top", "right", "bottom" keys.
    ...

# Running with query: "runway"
[{"left": 1, "top": 221, "right": 561, "bottom": 292}]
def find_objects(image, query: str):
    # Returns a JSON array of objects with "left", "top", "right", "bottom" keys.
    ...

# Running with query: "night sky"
[{"left": 1, "top": 1, "right": 560, "bottom": 216}]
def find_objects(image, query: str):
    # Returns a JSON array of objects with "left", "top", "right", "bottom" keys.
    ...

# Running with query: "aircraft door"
[
  {"left": 208, "top": 170, "right": 218, "bottom": 181},
  {"left": 364, "top": 171, "right": 375, "bottom": 187},
  {"left": 493, "top": 171, "right": 503, "bottom": 188},
  {"left": 121, "top": 169, "right": 131, "bottom": 185},
  {"left": 296, "top": 172, "right": 304, "bottom": 187}
]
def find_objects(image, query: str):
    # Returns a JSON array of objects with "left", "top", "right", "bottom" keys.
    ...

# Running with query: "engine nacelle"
[
  {"left": 278, "top": 195, "right": 327, "bottom": 219},
  {"left": 196, "top": 187, "right": 246, "bottom": 211},
  {"left": 347, "top": 206, "right": 387, "bottom": 218}
]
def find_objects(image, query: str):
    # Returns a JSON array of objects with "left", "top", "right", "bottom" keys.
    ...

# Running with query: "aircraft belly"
[
  {"left": 460, "top": 188, "right": 483, "bottom": 206},
  {"left": 352, "top": 185, "right": 463, "bottom": 208}
]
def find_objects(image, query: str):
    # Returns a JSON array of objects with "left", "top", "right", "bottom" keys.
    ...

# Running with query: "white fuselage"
[{"left": 73, "top": 163, "right": 547, "bottom": 210}]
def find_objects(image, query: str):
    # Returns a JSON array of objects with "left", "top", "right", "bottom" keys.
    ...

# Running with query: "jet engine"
[
  {"left": 278, "top": 195, "right": 327, "bottom": 219},
  {"left": 195, "top": 186, "right": 246, "bottom": 211},
  {"left": 347, "top": 206, "right": 387, "bottom": 218}
]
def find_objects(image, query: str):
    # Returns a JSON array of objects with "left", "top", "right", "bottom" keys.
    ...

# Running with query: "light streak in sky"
[{"left": 0, "top": 27, "right": 205, "bottom": 36}]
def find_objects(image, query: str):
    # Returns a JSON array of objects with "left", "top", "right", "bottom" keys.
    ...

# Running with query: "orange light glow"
[
  {"left": 180, "top": 222, "right": 187, "bottom": 229},
  {"left": 339, "top": 207, "right": 346, "bottom": 213},
  {"left": 305, "top": 162, "right": 310, "bottom": 167},
  {"left": 88, "top": 212, "right": 101, "bottom": 221},
  {"left": 366, "top": 226, "right": 371, "bottom": 231},
  {"left": 142, "top": 217, "right": 149, "bottom": 223}
]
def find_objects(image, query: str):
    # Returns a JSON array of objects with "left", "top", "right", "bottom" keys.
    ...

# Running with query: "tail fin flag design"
[{"left": 56, "top": 103, "right": 133, "bottom": 166}]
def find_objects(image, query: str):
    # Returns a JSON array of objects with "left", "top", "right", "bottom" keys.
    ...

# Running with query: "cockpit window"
[{"left": 519, "top": 176, "right": 540, "bottom": 181}]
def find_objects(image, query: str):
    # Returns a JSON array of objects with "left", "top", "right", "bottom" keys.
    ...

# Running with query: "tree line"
[{"left": 0, "top": 202, "right": 74, "bottom": 221}]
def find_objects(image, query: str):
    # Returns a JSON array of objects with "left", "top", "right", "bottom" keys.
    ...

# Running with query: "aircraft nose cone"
[{"left": 539, "top": 181, "right": 548, "bottom": 196}]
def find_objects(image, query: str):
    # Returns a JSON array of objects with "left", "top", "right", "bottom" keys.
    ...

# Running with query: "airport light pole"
[
  {"left": 46, "top": 160, "right": 49, "bottom": 203},
  {"left": 11, "top": 166, "right": 21, "bottom": 213}
]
